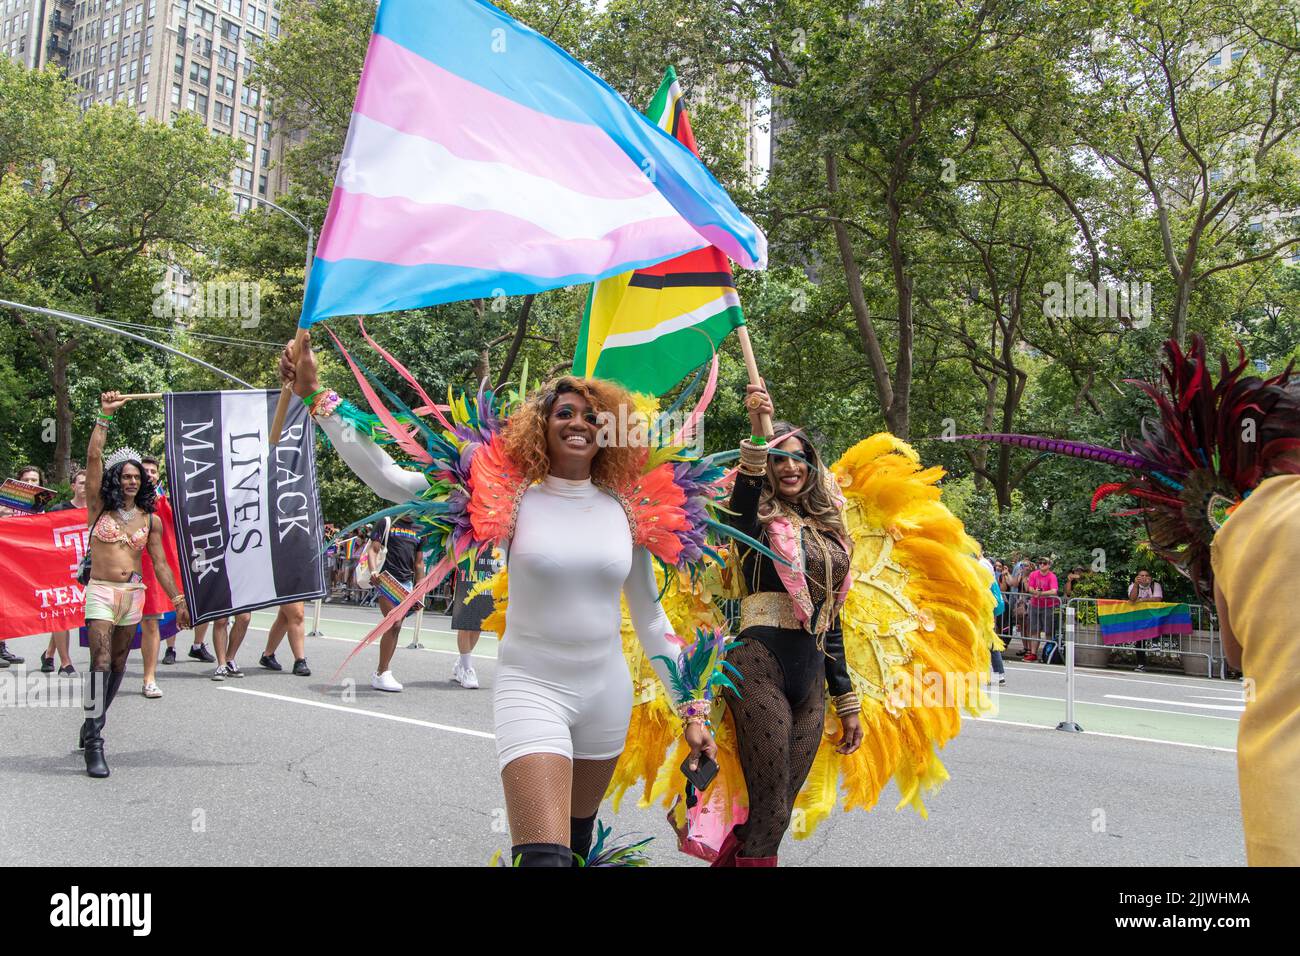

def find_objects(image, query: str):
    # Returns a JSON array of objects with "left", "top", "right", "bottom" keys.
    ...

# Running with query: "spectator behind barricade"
[
  {"left": 1065, "top": 566, "right": 1087, "bottom": 599},
  {"left": 1006, "top": 554, "right": 1032, "bottom": 651},
  {"left": 1024, "top": 557, "right": 1060, "bottom": 663},
  {"left": 1126, "top": 569, "right": 1164, "bottom": 673}
]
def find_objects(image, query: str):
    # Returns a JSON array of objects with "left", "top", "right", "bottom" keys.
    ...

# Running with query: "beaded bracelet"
[{"left": 677, "top": 699, "right": 711, "bottom": 721}]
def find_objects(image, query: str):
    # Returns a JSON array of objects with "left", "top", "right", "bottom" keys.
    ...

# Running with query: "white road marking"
[
  {"left": 967, "top": 716, "right": 1236, "bottom": 753},
  {"left": 1188, "top": 694, "right": 1246, "bottom": 702},
  {"left": 1003, "top": 665, "right": 1228, "bottom": 690},
  {"left": 1105, "top": 694, "right": 1244, "bottom": 712},
  {"left": 991, "top": 691, "right": 1241, "bottom": 721},
  {"left": 216, "top": 686, "right": 496, "bottom": 739}
]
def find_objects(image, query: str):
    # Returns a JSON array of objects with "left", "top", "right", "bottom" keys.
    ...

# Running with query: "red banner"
[
  {"left": 0, "top": 510, "right": 90, "bottom": 638},
  {"left": 142, "top": 495, "right": 185, "bottom": 615}
]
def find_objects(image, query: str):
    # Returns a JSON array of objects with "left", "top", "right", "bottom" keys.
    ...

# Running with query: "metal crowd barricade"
[
  {"left": 1066, "top": 597, "right": 1218, "bottom": 678},
  {"left": 995, "top": 589, "right": 1068, "bottom": 659}
]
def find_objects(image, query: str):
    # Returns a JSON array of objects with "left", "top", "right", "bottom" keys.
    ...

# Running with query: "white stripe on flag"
[
  {"left": 219, "top": 391, "right": 277, "bottom": 607},
  {"left": 338, "top": 113, "right": 687, "bottom": 241},
  {"left": 600, "top": 289, "right": 741, "bottom": 350}
]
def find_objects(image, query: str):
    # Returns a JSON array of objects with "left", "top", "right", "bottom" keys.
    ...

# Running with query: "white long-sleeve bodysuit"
[{"left": 317, "top": 414, "right": 680, "bottom": 768}]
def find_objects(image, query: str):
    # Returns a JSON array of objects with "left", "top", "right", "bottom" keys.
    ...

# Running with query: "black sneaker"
[
  {"left": 162, "top": 647, "right": 177, "bottom": 665},
  {"left": 189, "top": 644, "right": 216, "bottom": 663},
  {"left": 59, "top": 664, "right": 76, "bottom": 676},
  {"left": 0, "top": 643, "right": 23, "bottom": 664},
  {"left": 0, "top": 657, "right": 8, "bottom": 669},
  {"left": 226, "top": 661, "right": 246, "bottom": 678},
  {"left": 259, "top": 653, "right": 283, "bottom": 672},
  {"left": 293, "top": 658, "right": 311, "bottom": 677},
  {"left": 40, "top": 654, "right": 55, "bottom": 673}
]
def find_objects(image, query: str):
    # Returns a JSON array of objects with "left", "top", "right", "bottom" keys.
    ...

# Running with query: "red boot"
[
  {"left": 735, "top": 854, "right": 777, "bottom": 867},
  {"left": 710, "top": 828, "right": 743, "bottom": 868}
]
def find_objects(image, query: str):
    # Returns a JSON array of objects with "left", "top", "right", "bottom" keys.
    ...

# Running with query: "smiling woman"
[{"left": 279, "top": 333, "right": 719, "bottom": 866}]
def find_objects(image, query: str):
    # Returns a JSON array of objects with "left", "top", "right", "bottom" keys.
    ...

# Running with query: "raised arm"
[
  {"left": 281, "top": 334, "right": 429, "bottom": 504},
  {"left": 85, "top": 391, "right": 125, "bottom": 522}
]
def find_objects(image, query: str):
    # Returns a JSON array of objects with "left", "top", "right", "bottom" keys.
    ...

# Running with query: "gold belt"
[{"left": 739, "top": 591, "right": 802, "bottom": 632}]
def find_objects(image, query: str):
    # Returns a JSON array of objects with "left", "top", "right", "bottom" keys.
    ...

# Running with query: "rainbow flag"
[
  {"left": 1096, "top": 600, "right": 1193, "bottom": 645},
  {"left": 0, "top": 478, "right": 55, "bottom": 513},
  {"left": 573, "top": 67, "right": 746, "bottom": 395},
  {"left": 301, "top": 0, "right": 766, "bottom": 325}
]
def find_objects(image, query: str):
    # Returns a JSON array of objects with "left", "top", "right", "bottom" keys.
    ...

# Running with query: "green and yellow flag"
[{"left": 572, "top": 67, "right": 746, "bottom": 395}]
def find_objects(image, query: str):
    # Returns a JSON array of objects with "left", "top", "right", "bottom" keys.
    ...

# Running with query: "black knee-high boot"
[
  {"left": 570, "top": 813, "right": 597, "bottom": 867},
  {"left": 510, "top": 843, "right": 573, "bottom": 867},
  {"left": 81, "top": 670, "right": 125, "bottom": 778}
]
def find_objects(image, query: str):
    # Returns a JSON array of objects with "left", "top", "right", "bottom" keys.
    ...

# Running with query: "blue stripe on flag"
[{"left": 303, "top": 248, "right": 706, "bottom": 322}]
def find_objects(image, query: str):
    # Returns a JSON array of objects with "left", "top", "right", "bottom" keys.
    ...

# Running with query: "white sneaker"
[
  {"left": 452, "top": 662, "right": 479, "bottom": 689},
  {"left": 142, "top": 681, "right": 163, "bottom": 699},
  {"left": 211, "top": 665, "right": 228, "bottom": 682},
  {"left": 371, "top": 670, "right": 403, "bottom": 692},
  {"left": 994, "top": 672, "right": 1007, "bottom": 685}
]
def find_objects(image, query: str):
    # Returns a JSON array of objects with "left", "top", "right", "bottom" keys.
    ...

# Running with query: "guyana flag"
[{"left": 572, "top": 67, "right": 746, "bottom": 395}]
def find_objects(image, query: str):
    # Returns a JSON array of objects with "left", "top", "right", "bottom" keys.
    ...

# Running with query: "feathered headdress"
[
  {"left": 945, "top": 336, "right": 1300, "bottom": 595},
  {"left": 104, "top": 446, "right": 145, "bottom": 472}
]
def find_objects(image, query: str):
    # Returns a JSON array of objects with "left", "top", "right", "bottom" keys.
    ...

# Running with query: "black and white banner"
[{"left": 164, "top": 390, "right": 326, "bottom": 625}]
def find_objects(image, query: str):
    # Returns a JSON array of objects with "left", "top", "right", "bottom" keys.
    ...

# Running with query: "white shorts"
[{"left": 492, "top": 634, "right": 632, "bottom": 769}]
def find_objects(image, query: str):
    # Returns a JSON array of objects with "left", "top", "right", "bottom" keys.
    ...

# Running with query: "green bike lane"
[{"left": 253, "top": 606, "right": 1241, "bottom": 752}]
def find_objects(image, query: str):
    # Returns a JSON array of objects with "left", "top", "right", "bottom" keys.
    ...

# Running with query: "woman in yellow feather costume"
[{"left": 604, "top": 385, "right": 996, "bottom": 865}]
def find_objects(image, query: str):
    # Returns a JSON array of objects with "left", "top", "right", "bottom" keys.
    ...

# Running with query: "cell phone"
[
  {"left": 680, "top": 753, "right": 719, "bottom": 791},
  {"left": 128, "top": 571, "right": 144, "bottom": 584}
]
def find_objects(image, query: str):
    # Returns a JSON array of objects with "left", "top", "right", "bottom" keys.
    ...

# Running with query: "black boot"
[
  {"left": 81, "top": 671, "right": 110, "bottom": 778},
  {"left": 510, "top": 843, "right": 573, "bottom": 867},
  {"left": 570, "top": 813, "right": 597, "bottom": 867}
]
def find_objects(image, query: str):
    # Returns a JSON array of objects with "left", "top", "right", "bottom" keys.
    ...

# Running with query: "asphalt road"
[{"left": 0, "top": 604, "right": 1246, "bottom": 866}]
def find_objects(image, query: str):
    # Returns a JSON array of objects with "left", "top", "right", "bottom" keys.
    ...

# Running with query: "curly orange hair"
[{"left": 501, "top": 376, "right": 645, "bottom": 491}]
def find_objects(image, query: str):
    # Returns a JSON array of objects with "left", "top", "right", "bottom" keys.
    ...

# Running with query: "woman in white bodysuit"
[{"left": 280, "top": 334, "right": 716, "bottom": 866}]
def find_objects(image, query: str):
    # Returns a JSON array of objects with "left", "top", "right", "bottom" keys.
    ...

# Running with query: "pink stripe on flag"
[
  {"left": 355, "top": 34, "right": 654, "bottom": 202},
  {"left": 316, "top": 189, "right": 704, "bottom": 277}
]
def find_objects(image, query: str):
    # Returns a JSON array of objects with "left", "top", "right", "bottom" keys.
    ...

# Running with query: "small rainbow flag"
[
  {"left": 1096, "top": 600, "right": 1193, "bottom": 645},
  {"left": 0, "top": 478, "right": 56, "bottom": 514}
]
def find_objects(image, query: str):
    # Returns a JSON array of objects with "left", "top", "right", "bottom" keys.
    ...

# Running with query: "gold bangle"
[{"left": 832, "top": 692, "right": 860, "bottom": 717}]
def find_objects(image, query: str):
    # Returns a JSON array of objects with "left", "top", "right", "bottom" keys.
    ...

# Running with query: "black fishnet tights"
[{"left": 722, "top": 639, "right": 826, "bottom": 858}]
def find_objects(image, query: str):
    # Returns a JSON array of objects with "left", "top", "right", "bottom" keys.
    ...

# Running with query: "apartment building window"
[
  {"left": 222, "top": 0, "right": 239, "bottom": 13},
  {"left": 262, "top": 119, "right": 271, "bottom": 140},
  {"left": 109, "top": 40, "right": 116, "bottom": 58},
  {"left": 260, "top": 146, "right": 269, "bottom": 166},
  {"left": 258, "top": 173, "right": 267, "bottom": 195},
  {"left": 216, "top": 102, "right": 233, "bottom": 124},
  {"left": 145, "top": 25, "right": 152, "bottom": 44},
  {"left": 269, "top": 16, "right": 277, "bottom": 36},
  {"left": 140, "top": 81, "right": 148, "bottom": 101},
  {"left": 112, "top": 13, "right": 119, "bottom": 33},
  {"left": 97, "top": 74, "right": 106, "bottom": 93},
  {"left": 174, "top": 52, "right": 182, "bottom": 74},
  {"left": 176, "top": 24, "right": 185, "bottom": 45},
  {"left": 170, "top": 81, "right": 180, "bottom": 104},
  {"left": 1209, "top": 49, "right": 1222, "bottom": 66},
  {"left": 239, "top": 110, "right": 256, "bottom": 134},
  {"left": 132, "top": 31, "right": 140, "bottom": 52},
  {"left": 234, "top": 167, "right": 252, "bottom": 190},
  {"left": 221, "top": 18, "right": 239, "bottom": 41},
  {"left": 142, "top": 53, "right": 149, "bottom": 75},
  {"left": 240, "top": 85, "right": 257, "bottom": 107},
  {"left": 189, "top": 61, "right": 209, "bottom": 84},
  {"left": 187, "top": 90, "right": 208, "bottom": 116},
  {"left": 244, "top": 142, "right": 254, "bottom": 161},
  {"left": 215, "top": 72, "right": 233, "bottom": 95},
  {"left": 126, "top": 88, "right": 136, "bottom": 106},
  {"left": 193, "top": 35, "right": 211, "bottom": 56},
  {"left": 119, "top": 64, "right": 127, "bottom": 84},
  {"left": 148, "top": 0, "right": 155, "bottom": 15},
  {"left": 197, "top": 6, "right": 214, "bottom": 30},
  {"left": 216, "top": 45, "right": 233, "bottom": 68},
  {"left": 129, "top": 59, "right": 136, "bottom": 81},
  {"left": 1232, "top": 48, "right": 1245, "bottom": 62}
]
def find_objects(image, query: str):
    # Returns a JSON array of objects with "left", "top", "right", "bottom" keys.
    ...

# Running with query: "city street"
[{"left": 0, "top": 605, "right": 1245, "bottom": 867}]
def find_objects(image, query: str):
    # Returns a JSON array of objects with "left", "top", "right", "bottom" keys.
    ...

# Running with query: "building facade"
[{"left": 5, "top": 0, "right": 289, "bottom": 207}]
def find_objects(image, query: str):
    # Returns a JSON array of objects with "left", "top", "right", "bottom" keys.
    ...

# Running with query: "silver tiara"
[{"left": 104, "top": 446, "right": 145, "bottom": 472}]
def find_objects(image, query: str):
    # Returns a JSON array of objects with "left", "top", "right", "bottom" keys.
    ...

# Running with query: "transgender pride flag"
[{"left": 301, "top": 0, "right": 767, "bottom": 325}]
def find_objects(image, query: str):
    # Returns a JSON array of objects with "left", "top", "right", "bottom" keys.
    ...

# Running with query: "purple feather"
[{"left": 942, "top": 434, "right": 1155, "bottom": 471}]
